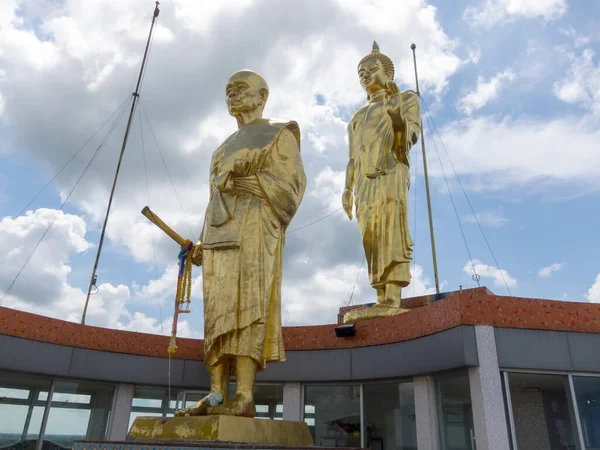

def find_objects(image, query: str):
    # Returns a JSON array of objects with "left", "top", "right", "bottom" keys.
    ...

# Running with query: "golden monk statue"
[
  {"left": 342, "top": 42, "right": 421, "bottom": 323},
  {"left": 177, "top": 70, "right": 306, "bottom": 417}
]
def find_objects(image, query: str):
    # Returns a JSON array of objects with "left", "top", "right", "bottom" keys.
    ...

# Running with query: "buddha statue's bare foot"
[
  {"left": 208, "top": 393, "right": 256, "bottom": 418},
  {"left": 175, "top": 401, "right": 209, "bottom": 417},
  {"left": 175, "top": 391, "right": 224, "bottom": 417}
]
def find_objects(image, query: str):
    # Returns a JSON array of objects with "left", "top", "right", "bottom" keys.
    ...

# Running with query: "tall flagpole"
[
  {"left": 81, "top": 2, "right": 161, "bottom": 324},
  {"left": 411, "top": 43, "right": 440, "bottom": 295}
]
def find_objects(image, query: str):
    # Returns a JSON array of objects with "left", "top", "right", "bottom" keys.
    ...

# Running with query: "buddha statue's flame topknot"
[{"left": 358, "top": 41, "right": 394, "bottom": 81}]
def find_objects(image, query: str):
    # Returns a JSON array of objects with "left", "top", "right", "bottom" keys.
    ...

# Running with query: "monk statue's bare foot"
[
  {"left": 175, "top": 391, "right": 224, "bottom": 417},
  {"left": 208, "top": 393, "right": 256, "bottom": 418}
]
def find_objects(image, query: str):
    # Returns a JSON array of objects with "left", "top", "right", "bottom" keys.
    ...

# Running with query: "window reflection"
[
  {"left": 572, "top": 376, "right": 600, "bottom": 448},
  {"left": 305, "top": 385, "right": 361, "bottom": 448},
  {"left": 44, "top": 380, "right": 114, "bottom": 449},
  {"left": 436, "top": 372, "right": 475, "bottom": 450},
  {"left": 507, "top": 372, "right": 578, "bottom": 450},
  {"left": 127, "top": 386, "right": 180, "bottom": 432},
  {"left": 0, "top": 372, "right": 51, "bottom": 449},
  {"left": 363, "top": 382, "right": 417, "bottom": 450},
  {"left": 253, "top": 384, "right": 283, "bottom": 420}
]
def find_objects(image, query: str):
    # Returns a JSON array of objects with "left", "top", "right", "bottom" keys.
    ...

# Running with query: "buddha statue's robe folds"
[
  {"left": 201, "top": 118, "right": 305, "bottom": 372},
  {"left": 348, "top": 90, "right": 420, "bottom": 289}
]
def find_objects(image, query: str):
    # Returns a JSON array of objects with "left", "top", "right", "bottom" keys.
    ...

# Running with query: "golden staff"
[
  {"left": 141, "top": 206, "right": 189, "bottom": 247},
  {"left": 141, "top": 206, "right": 197, "bottom": 354}
]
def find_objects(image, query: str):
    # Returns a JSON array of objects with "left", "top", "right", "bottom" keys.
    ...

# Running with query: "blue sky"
[{"left": 0, "top": 0, "right": 599, "bottom": 336}]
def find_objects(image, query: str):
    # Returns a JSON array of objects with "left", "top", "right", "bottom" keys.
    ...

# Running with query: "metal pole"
[
  {"left": 411, "top": 43, "right": 440, "bottom": 296},
  {"left": 81, "top": 2, "right": 160, "bottom": 324}
]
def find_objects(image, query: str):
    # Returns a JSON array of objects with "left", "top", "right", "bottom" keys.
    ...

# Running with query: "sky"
[{"left": 0, "top": 0, "right": 599, "bottom": 338}]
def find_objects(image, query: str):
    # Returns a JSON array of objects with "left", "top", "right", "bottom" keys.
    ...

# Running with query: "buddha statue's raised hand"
[{"left": 385, "top": 81, "right": 406, "bottom": 133}]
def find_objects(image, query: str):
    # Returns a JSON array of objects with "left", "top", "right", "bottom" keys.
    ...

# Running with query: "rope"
[
  {"left": 0, "top": 97, "right": 132, "bottom": 306},
  {"left": 287, "top": 207, "right": 343, "bottom": 234},
  {"left": 168, "top": 354, "right": 173, "bottom": 413},
  {"left": 139, "top": 111, "right": 164, "bottom": 334},
  {"left": 421, "top": 98, "right": 512, "bottom": 296},
  {"left": 0, "top": 95, "right": 132, "bottom": 239},
  {"left": 139, "top": 99, "right": 197, "bottom": 239},
  {"left": 347, "top": 255, "right": 366, "bottom": 306},
  {"left": 421, "top": 101, "right": 481, "bottom": 287}
]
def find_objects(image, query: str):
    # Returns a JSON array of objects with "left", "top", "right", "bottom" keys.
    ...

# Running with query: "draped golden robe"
[
  {"left": 201, "top": 119, "right": 305, "bottom": 371},
  {"left": 348, "top": 90, "right": 420, "bottom": 288}
]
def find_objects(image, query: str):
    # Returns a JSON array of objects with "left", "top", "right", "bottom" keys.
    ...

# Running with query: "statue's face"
[
  {"left": 358, "top": 57, "right": 387, "bottom": 93},
  {"left": 225, "top": 73, "right": 266, "bottom": 116}
]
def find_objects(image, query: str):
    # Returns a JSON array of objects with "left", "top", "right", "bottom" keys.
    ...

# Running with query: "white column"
[
  {"left": 468, "top": 326, "right": 511, "bottom": 450},
  {"left": 106, "top": 383, "right": 135, "bottom": 440},
  {"left": 414, "top": 375, "right": 440, "bottom": 450},
  {"left": 283, "top": 382, "right": 303, "bottom": 422}
]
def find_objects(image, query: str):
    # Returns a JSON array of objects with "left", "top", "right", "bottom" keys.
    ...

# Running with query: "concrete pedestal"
[{"left": 127, "top": 415, "right": 313, "bottom": 446}]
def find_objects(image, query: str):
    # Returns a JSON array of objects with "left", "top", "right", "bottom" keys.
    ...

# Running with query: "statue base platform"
[
  {"left": 73, "top": 441, "right": 358, "bottom": 450},
  {"left": 125, "top": 415, "right": 314, "bottom": 446},
  {"left": 343, "top": 305, "right": 410, "bottom": 323}
]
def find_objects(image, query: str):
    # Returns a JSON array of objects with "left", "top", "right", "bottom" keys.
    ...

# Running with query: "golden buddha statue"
[
  {"left": 342, "top": 42, "right": 421, "bottom": 323},
  {"left": 176, "top": 70, "right": 306, "bottom": 417}
]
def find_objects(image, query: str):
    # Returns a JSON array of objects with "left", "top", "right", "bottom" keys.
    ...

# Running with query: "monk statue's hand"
[
  {"left": 232, "top": 158, "right": 252, "bottom": 178},
  {"left": 385, "top": 81, "right": 405, "bottom": 133},
  {"left": 342, "top": 188, "right": 353, "bottom": 220},
  {"left": 190, "top": 241, "right": 203, "bottom": 266}
]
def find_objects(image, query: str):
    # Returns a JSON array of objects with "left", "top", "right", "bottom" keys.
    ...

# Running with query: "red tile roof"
[{"left": 1, "top": 287, "right": 598, "bottom": 360}]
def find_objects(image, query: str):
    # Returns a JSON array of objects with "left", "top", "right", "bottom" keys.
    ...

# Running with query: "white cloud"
[
  {"left": 465, "top": 0, "right": 568, "bottom": 27},
  {"left": 464, "top": 209, "right": 509, "bottom": 228},
  {"left": 282, "top": 262, "right": 436, "bottom": 326},
  {"left": 554, "top": 48, "right": 600, "bottom": 115},
  {"left": 585, "top": 273, "right": 600, "bottom": 303},
  {"left": 457, "top": 70, "right": 516, "bottom": 115},
  {"left": 0, "top": 208, "right": 200, "bottom": 335},
  {"left": 538, "top": 262, "right": 566, "bottom": 278},
  {"left": 311, "top": 167, "right": 346, "bottom": 213},
  {"left": 560, "top": 28, "right": 592, "bottom": 49},
  {"left": 464, "top": 259, "right": 517, "bottom": 288},
  {"left": 173, "top": 0, "right": 254, "bottom": 35},
  {"left": 116, "top": 311, "right": 198, "bottom": 338},
  {"left": 0, "top": 208, "right": 122, "bottom": 325},
  {"left": 434, "top": 114, "right": 600, "bottom": 191}
]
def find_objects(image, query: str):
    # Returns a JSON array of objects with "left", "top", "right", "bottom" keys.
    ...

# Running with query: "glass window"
[
  {"left": 507, "top": 372, "right": 579, "bottom": 450},
  {"left": 128, "top": 386, "right": 182, "bottom": 435},
  {"left": 363, "top": 382, "right": 416, "bottom": 450},
  {"left": 0, "top": 372, "right": 51, "bottom": 449},
  {"left": 572, "top": 376, "right": 600, "bottom": 449},
  {"left": 26, "top": 407, "right": 45, "bottom": 439},
  {"left": 254, "top": 384, "right": 284, "bottom": 420},
  {"left": 305, "top": 385, "right": 361, "bottom": 447},
  {"left": 43, "top": 380, "right": 114, "bottom": 449},
  {"left": 436, "top": 372, "right": 475, "bottom": 450}
]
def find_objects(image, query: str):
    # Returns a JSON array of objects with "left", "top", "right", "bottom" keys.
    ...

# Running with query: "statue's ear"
[{"left": 259, "top": 88, "right": 269, "bottom": 104}]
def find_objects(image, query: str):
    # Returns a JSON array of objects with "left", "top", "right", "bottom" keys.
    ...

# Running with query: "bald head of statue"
[{"left": 225, "top": 70, "right": 269, "bottom": 120}]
